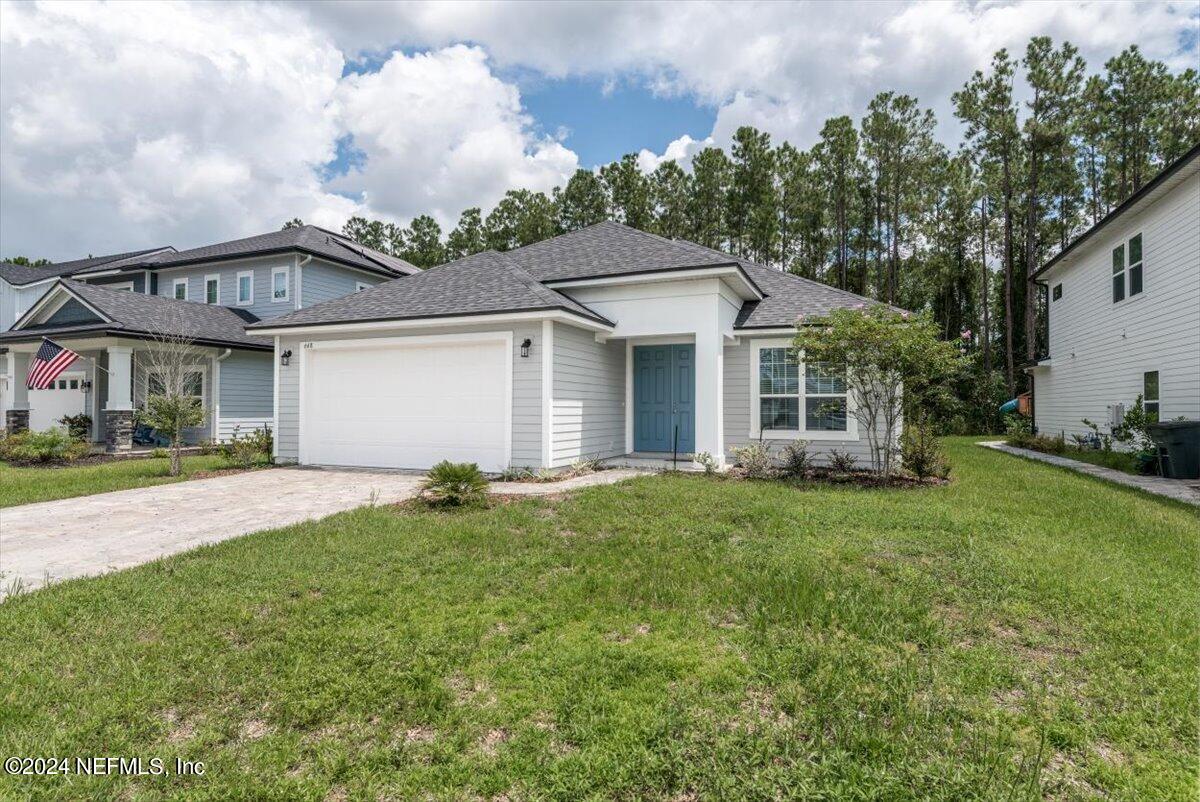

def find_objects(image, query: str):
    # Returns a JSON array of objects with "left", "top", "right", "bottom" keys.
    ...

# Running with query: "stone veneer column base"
[
  {"left": 5, "top": 408, "right": 30, "bottom": 433},
  {"left": 104, "top": 409, "right": 134, "bottom": 452}
]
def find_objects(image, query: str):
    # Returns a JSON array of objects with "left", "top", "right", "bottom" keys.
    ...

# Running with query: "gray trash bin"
[{"left": 1147, "top": 420, "right": 1200, "bottom": 480}]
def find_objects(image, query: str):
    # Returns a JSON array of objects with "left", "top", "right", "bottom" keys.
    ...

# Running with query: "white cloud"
[{"left": 330, "top": 45, "right": 577, "bottom": 228}]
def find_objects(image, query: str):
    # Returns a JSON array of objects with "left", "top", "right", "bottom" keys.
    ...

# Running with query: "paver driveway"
[{"left": 0, "top": 468, "right": 422, "bottom": 598}]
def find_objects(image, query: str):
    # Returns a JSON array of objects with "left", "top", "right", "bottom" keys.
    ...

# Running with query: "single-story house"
[{"left": 251, "top": 221, "right": 890, "bottom": 472}]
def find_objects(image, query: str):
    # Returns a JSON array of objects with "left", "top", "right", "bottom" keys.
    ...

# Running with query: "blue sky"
[{"left": 519, "top": 77, "right": 716, "bottom": 168}]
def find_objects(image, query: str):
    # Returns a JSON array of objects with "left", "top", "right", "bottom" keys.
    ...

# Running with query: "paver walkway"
[
  {"left": 0, "top": 468, "right": 424, "bottom": 598},
  {"left": 979, "top": 441, "right": 1200, "bottom": 505},
  {"left": 0, "top": 466, "right": 655, "bottom": 599}
]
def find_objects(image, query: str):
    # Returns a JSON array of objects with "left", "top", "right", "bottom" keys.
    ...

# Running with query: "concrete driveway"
[{"left": 0, "top": 468, "right": 422, "bottom": 599}]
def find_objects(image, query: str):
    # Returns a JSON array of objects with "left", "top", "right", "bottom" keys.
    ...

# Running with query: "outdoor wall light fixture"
[
  {"left": 81, "top": 379, "right": 92, "bottom": 392},
  {"left": 280, "top": 349, "right": 292, "bottom": 366},
  {"left": 520, "top": 338, "right": 532, "bottom": 358}
]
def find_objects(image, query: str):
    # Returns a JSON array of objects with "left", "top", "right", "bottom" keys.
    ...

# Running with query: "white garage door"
[
  {"left": 300, "top": 335, "right": 511, "bottom": 472},
  {"left": 29, "top": 371, "right": 87, "bottom": 431}
]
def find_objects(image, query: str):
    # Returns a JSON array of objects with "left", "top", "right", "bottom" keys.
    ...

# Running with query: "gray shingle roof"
[
  {"left": 0, "top": 248, "right": 171, "bottom": 286},
  {"left": 0, "top": 280, "right": 271, "bottom": 349},
  {"left": 249, "top": 250, "right": 613, "bottom": 330},
  {"left": 253, "top": 221, "right": 895, "bottom": 332},
  {"left": 83, "top": 225, "right": 419, "bottom": 278}
]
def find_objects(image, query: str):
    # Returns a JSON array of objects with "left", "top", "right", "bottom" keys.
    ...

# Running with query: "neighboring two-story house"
[
  {"left": 0, "top": 226, "right": 415, "bottom": 449},
  {"left": 1028, "top": 142, "right": 1199, "bottom": 442}
]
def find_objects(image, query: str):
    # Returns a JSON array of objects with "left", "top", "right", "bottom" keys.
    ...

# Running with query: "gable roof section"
[
  {"left": 0, "top": 280, "right": 270, "bottom": 350},
  {"left": 77, "top": 225, "right": 420, "bottom": 278},
  {"left": 0, "top": 248, "right": 173, "bottom": 286},
  {"left": 249, "top": 250, "right": 614, "bottom": 331},
  {"left": 1034, "top": 141, "right": 1200, "bottom": 280}
]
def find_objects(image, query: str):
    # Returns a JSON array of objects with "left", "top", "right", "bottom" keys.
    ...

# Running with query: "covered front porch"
[{"left": 3, "top": 336, "right": 228, "bottom": 452}]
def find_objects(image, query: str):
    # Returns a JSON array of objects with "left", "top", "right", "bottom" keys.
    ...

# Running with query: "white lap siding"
[
  {"left": 1035, "top": 173, "right": 1200, "bottom": 441},
  {"left": 722, "top": 338, "right": 891, "bottom": 467},
  {"left": 550, "top": 323, "right": 626, "bottom": 467},
  {"left": 274, "top": 322, "right": 543, "bottom": 467}
]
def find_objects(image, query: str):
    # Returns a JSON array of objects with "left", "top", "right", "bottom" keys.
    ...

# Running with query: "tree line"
[{"left": 307, "top": 41, "right": 1194, "bottom": 427}]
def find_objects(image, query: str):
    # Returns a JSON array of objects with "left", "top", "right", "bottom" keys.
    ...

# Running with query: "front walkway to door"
[{"left": 633, "top": 343, "right": 695, "bottom": 454}]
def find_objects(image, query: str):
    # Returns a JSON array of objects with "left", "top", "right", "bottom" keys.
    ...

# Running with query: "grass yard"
[
  {"left": 1, "top": 438, "right": 1196, "bottom": 799},
  {"left": 0, "top": 455, "right": 252, "bottom": 508}
]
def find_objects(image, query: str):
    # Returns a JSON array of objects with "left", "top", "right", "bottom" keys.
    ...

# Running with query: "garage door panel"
[{"left": 302, "top": 338, "right": 510, "bottom": 472}]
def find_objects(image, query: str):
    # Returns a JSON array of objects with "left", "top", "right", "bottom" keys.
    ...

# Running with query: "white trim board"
[{"left": 747, "top": 337, "right": 858, "bottom": 441}]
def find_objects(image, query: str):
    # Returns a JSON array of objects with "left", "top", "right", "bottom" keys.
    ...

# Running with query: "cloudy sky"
[{"left": 1, "top": 0, "right": 1196, "bottom": 261}]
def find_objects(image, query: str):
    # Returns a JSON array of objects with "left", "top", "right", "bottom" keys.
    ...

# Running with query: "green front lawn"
[
  {"left": 0, "top": 455, "right": 244, "bottom": 508},
  {"left": 1, "top": 438, "right": 1196, "bottom": 799}
]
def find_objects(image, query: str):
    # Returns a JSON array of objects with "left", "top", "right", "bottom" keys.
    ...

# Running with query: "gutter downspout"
[
  {"left": 296, "top": 254, "right": 312, "bottom": 309},
  {"left": 214, "top": 348, "right": 232, "bottom": 441}
]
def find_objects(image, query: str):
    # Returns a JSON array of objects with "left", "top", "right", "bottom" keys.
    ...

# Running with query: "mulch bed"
[{"left": 723, "top": 467, "right": 950, "bottom": 488}]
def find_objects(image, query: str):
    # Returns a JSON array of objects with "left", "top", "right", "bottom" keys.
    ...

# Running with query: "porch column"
[
  {"left": 694, "top": 327, "right": 724, "bottom": 465},
  {"left": 5, "top": 351, "right": 30, "bottom": 433},
  {"left": 103, "top": 345, "right": 133, "bottom": 452}
]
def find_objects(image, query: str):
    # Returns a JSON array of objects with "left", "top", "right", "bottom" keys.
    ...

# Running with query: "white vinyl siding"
[
  {"left": 1035, "top": 170, "right": 1200, "bottom": 442},
  {"left": 551, "top": 322, "right": 625, "bottom": 466}
]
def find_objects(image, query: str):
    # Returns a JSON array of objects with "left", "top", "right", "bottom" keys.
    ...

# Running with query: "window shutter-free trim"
[{"left": 749, "top": 339, "right": 855, "bottom": 440}]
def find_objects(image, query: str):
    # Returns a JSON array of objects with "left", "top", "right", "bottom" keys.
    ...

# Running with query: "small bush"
[
  {"left": 779, "top": 440, "right": 811, "bottom": 476},
  {"left": 570, "top": 457, "right": 603, "bottom": 474},
  {"left": 826, "top": 448, "right": 858, "bottom": 473},
  {"left": 220, "top": 425, "right": 273, "bottom": 468},
  {"left": 150, "top": 447, "right": 170, "bottom": 459},
  {"left": 694, "top": 451, "right": 718, "bottom": 475},
  {"left": 497, "top": 465, "right": 534, "bottom": 482},
  {"left": 0, "top": 428, "right": 90, "bottom": 464},
  {"left": 420, "top": 460, "right": 489, "bottom": 506},
  {"left": 900, "top": 421, "right": 950, "bottom": 479},
  {"left": 58, "top": 413, "right": 93, "bottom": 441},
  {"left": 731, "top": 440, "right": 774, "bottom": 479}
]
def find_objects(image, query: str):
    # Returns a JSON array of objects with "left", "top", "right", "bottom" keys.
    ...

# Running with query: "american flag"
[{"left": 26, "top": 338, "right": 81, "bottom": 390}]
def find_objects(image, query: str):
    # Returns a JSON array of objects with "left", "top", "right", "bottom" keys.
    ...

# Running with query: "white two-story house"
[
  {"left": 0, "top": 226, "right": 415, "bottom": 450},
  {"left": 1028, "top": 143, "right": 1199, "bottom": 442}
]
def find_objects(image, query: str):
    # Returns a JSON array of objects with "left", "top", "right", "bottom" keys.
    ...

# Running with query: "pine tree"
[
  {"left": 650, "top": 161, "right": 690, "bottom": 239},
  {"left": 485, "top": 190, "right": 557, "bottom": 251},
  {"left": 687, "top": 147, "right": 731, "bottom": 250},
  {"left": 600, "top": 154, "right": 653, "bottom": 230},
  {"left": 402, "top": 215, "right": 444, "bottom": 268},
  {"left": 728, "top": 126, "right": 778, "bottom": 264},
  {"left": 555, "top": 169, "right": 609, "bottom": 232},
  {"left": 815, "top": 116, "right": 859, "bottom": 289},
  {"left": 446, "top": 208, "right": 487, "bottom": 261}
]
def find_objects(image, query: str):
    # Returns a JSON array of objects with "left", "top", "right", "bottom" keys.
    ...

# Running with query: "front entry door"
[{"left": 633, "top": 344, "right": 695, "bottom": 453}]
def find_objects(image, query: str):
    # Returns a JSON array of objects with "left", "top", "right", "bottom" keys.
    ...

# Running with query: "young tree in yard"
[
  {"left": 793, "top": 306, "right": 961, "bottom": 479},
  {"left": 137, "top": 313, "right": 209, "bottom": 477}
]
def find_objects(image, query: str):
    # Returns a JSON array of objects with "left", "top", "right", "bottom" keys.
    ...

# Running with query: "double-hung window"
[
  {"left": 236, "top": 270, "right": 254, "bottom": 305},
  {"left": 147, "top": 370, "right": 203, "bottom": 402},
  {"left": 1112, "top": 233, "right": 1143, "bottom": 303},
  {"left": 753, "top": 341, "right": 852, "bottom": 438},
  {"left": 272, "top": 267, "right": 289, "bottom": 302},
  {"left": 204, "top": 274, "right": 220, "bottom": 305},
  {"left": 173, "top": 278, "right": 188, "bottom": 301},
  {"left": 1143, "top": 371, "right": 1159, "bottom": 422}
]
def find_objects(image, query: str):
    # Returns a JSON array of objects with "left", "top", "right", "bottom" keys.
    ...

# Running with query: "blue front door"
[{"left": 633, "top": 344, "right": 695, "bottom": 453}]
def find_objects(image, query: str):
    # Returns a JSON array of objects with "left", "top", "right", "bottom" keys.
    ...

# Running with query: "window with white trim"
[
  {"left": 752, "top": 342, "right": 851, "bottom": 437},
  {"left": 173, "top": 278, "right": 188, "bottom": 301},
  {"left": 204, "top": 274, "right": 220, "bottom": 305},
  {"left": 272, "top": 267, "right": 289, "bottom": 302},
  {"left": 1112, "top": 233, "right": 1143, "bottom": 303},
  {"left": 1144, "top": 370, "right": 1159, "bottom": 422},
  {"left": 147, "top": 370, "right": 203, "bottom": 402},
  {"left": 236, "top": 271, "right": 254, "bottom": 305}
]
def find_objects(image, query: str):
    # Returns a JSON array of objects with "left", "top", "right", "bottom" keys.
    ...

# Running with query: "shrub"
[
  {"left": 0, "top": 428, "right": 90, "bottom": 464},
  {"left": 58, "top": 413, "right": 93, "bottom": 441},
  {"left": 1004, "top": 415, "right": 1034, "bottom": 448},
  {"left": 420, "top": 460, "right": 489, "bottom": 506},
  {"left": 779, "top": 440, "right": 811, "bottom": 476},
  {"left": 497, "top": 465, "right": 534, "bottom": 482},
  {"left": 570, "top": 457, "right": 603, "bottom": 474},
  {"left": 900, "top": 420, "right": 950, "bottom": 479},
  {"left": 731, "top": 440, "right": 775, "bottom": 479},
  {"left": 150, "top": 447, "right": 170, "bottom": 459},
  {"left": 220, "top": 425, "right": 273, "bottom": 468},
  {"left": 694, "top": 451, "right": 718, "bottom": 475},
  {"left": 826, "top": 448, "right": 858, "bottom": 473}
]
